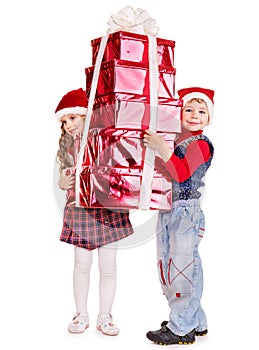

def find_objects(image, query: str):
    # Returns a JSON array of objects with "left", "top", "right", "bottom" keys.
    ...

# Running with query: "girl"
[{"left": 55, "top": 88, "right": 134, "bottom": 336}]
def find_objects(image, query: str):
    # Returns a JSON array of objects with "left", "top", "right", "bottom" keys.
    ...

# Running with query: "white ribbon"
[
  {"left": 107, "top": 6, "right": 159, "bottom": 36},
  {"left": 75, "top": 34, "right": 108, "bottom": 206},
  {"left": 138, "top": 35, "right": 158, "bottom": 209}
]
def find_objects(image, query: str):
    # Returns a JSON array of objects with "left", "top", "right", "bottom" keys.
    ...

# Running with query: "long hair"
[{"left": 56, "top": 123, "right": 74, "bottom": 173}]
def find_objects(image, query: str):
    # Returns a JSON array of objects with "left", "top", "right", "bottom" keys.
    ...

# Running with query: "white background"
[{"left": 1, "top": 0, "right": 259, "bottom": 349}]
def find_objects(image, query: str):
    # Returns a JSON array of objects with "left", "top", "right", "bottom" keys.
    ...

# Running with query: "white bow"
[{"left": 107, "top": 6, "right": 159, "bottom": 36}]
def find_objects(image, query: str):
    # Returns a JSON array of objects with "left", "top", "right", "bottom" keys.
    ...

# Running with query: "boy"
[{"left": 143, "top": 87, "right": 214, "bottom": 345}]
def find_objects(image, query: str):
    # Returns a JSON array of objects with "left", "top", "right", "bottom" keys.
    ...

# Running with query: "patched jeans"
[{"left": 156, "top": 199, "right": 207, "bottom": 335}]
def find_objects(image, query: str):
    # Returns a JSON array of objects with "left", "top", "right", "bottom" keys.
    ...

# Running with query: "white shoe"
[
  {"left": 96, "top": 313, "right": 119, "bottom": 336},
  {"left": 68, "top": 312, "right": 89, "bottom": 334}
]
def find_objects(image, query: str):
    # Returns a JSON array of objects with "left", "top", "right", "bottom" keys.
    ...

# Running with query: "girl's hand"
[
  {"left": 143, "top": 130, "right": 173, "bottom": 162},
  {"left": 58, "top": 172, "right": 75, "bottom": 190}
]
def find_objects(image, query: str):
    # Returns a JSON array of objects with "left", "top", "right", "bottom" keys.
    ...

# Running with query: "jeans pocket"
[
  {"left": 174, "top": 207, "right": 195, "bottom": 235},
  {"left": 181, "top": 206, "right": 197, "bottom": 227}
]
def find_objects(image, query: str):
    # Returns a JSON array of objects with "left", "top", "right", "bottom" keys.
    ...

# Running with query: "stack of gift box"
[{"left": 75, "top": 30, "right": 182, "bottom": 210}]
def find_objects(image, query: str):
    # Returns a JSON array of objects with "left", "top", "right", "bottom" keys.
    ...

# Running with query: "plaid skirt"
[{"left": 60, "top": 206, "right": 134, "bottom": 250}]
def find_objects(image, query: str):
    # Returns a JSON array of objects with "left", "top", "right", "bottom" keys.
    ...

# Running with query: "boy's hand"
[
  {"left": 143, "top": 130, "right": 173, "bottom": 162},
  {"left": 58, "top": 172, "right": 75, "bottom": 190},
  {"left": 143, "top": 130, "right": 165, "bottom": 150}
]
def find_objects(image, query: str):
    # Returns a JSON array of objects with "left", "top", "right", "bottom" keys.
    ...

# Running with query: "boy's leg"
[
  {"left": 156, "top": 211, "right": 172, "bottom": 300},
  {"left": 166, "top": 204, "right": 207, "bottom": 336},
  {"left": 196, "top": 302, "right": 208, "bottom": 334}
]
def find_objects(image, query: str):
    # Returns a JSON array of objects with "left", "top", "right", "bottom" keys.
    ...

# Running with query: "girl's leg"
[
  {"left": 73, "top": 246, "right": 92, "bottom": 314},
  {"left": 68, "top": 246, "right": 92, "bottom": 333},
  {"left": 98, "top": 244, "right": 117, "bottom": 314},
  {"left": 97, "top": 244, "right": 119, "bottom": 335}
]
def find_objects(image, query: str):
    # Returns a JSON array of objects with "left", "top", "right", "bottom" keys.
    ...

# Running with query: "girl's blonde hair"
[
  {"left": 56, "top": 122, "right": 74, "bottom": 173},
  {"left": 56, "top": 115, "right": 85, "bottom": 173}
]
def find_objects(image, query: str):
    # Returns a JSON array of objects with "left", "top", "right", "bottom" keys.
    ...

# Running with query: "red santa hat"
[
  {"left": 55, "top": 88, "right": 87, "bottom": 121},
  {"left": 177, "top": 87, "right": 214, "bottom": 120}
]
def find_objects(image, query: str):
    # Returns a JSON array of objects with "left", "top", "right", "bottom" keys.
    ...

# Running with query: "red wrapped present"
[
  {"left": 78, "top": 165, "right": 172, "bottom": 210},
  {"left": 66, "top": 129, "right": 175, "bottom": 210},
  {"left": 87, "top": 93, "right": 181, "bottom": 132},
  {"left": 91, "top": 31, "right": 175, "bottom": 68},
  {"left": 85, "top": 59, "right": 175, "bottom": 98},
  {"left": 86, "top": 128, "right": 176, "bottom": 170}
]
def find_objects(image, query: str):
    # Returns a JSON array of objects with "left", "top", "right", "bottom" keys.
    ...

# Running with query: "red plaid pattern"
[{"left": 60, "top": 206, "right": 134, "bottom": 250}]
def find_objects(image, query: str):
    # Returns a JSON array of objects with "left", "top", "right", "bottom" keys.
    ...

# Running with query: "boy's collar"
[{"left": 175, "top": 130, "right": 203, "bottom": 144}]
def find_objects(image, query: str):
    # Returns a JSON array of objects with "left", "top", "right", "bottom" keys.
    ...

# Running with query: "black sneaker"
[
  {"left": 161, "top": 320, "right": 208, "bottom": 337},
  {"left": 195, "top": 329, "right": 208, "bottom": 336},
  {"left": 146, "top": 323, "right": 195, "bottom": 345}
]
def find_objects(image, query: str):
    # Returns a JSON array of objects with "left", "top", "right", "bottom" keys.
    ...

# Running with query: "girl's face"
[
  {"left": 61, "top": 114, "right": 85, "bottom": 135},
  {"left": 181, "top": 100, "right": 209, "bottom": 132}
]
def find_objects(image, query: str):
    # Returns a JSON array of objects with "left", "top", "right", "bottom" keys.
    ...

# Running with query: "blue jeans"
[{"left": 156, "top": 199, "right": 207, "bottom": 335}]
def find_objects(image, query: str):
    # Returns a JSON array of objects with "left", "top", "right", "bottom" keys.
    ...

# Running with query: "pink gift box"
[
  {"left": 87, "top": 93, "right": 182, "bottom": 132},
  {"left": 86, "top": 127, "right": 176, "bottom": 170},
  {"left": 91, "top": 31, "right": 175, "bottom": 68},
  {"left": 85, "top": 59, "right": 176, "bottom": 98},
  {"left": 78, "top": 165, "right": 172, "bottom": 210},
  {"left": 66, "top": 128, "right": 175, "bottom": 210}
]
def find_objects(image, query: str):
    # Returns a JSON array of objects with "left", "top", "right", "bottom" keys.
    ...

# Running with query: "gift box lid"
[
  {"left": 91, "top": 31, "right": 175, "bottom": 68},
  {"left": 85, "top": 93, "right": 182, "bottom": 133},
  {"left": 85, "top": 59, "right": 176, "bottom": 75},
  {"left": 85, "top": 59, "right": 176, "bottom": 99},
  {"left": 87, "top": 92, "right": 182, "bottom": 107},
  {"left": 91, "top": 31, "right": 175, "bottom": 48},
  {"left": 89, "top": 126, "right": 176, "bottom": 140}
]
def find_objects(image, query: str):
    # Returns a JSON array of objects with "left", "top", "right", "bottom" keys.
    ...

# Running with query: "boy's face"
[
  {"left": 61, "top": 114, "right": 85, "bottom": 135},
  {"left": 181, "top": 100, "right": 209, "bottom": 132}
]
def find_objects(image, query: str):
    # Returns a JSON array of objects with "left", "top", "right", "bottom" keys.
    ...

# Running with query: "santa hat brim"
[
  {"left": 55, "top": 107, "right": 87, "bottom": 122},
  {"left": 181, "top": 92, "right": 213, "bottom": 120}
]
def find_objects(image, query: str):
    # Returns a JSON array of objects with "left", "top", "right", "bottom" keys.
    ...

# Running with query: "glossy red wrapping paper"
[
  {"left": 91, "top": 31, "right": 175, "bottom": 68},
  {"left": 74, "top": 29, "right": 179, "bottom": 209},
  {"left": 66, "top": 129, "right": 176, "bottom": 210},
  {"left": 78, "top": 165, "right": 172, "bottom": 210},
  {"left": 85, "top": 59, "right": 176, "bottom": 98},
  {"left": 86, "top": 128, "right": 176, "bottom": 169},
  {"left": 87, "top": 93, "right": 182, "bottom": 132}
]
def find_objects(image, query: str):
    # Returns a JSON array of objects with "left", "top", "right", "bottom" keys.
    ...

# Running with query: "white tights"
[{"left": 73, "top": 245, "right": 117, "bottom": 315}]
